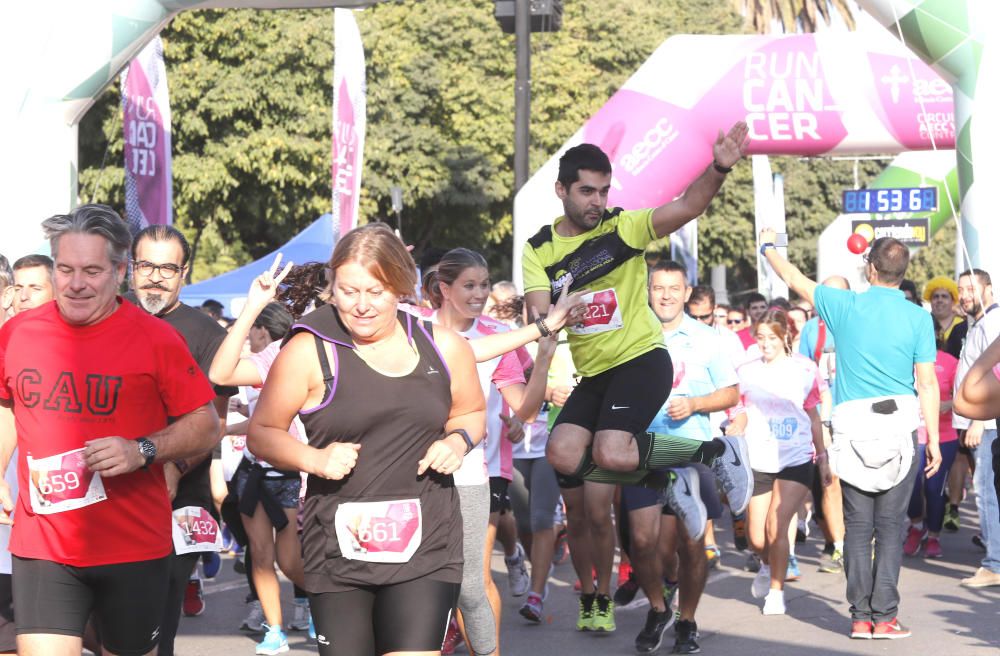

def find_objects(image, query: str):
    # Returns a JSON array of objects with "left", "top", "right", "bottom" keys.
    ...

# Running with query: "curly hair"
[{"left": 276, "top": 262, "right": 329, "bottom": 319}]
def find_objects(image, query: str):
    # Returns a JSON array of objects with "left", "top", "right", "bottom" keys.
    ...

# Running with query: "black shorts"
[
  {"left": 309, "top": 577, "right": 459, "bottom": 655},
  {"left": 0, "top": 574, "right": 14, "bottom": 652},
  {"left": 752, "top": 461, "right": 815, "bottom": 496},
  {"left": 13, "top": 554, "right": 170, "bottom": 656},
  {"left": 489, "top": 477, "right": 511, "bottom": 514},
  {"left": 554, "top": 347, "right": 672, "bottom": 436},
  {"left": 622, "top": 464, "right": 723, "bottom": 520}
]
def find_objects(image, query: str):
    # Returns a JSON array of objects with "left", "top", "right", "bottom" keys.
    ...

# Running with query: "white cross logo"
[{"left": 881, "top": 64, "right": 910, "bottom": 104}]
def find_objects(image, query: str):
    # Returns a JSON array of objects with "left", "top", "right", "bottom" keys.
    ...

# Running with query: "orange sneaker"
[
  {"left": 850, "top": 620, "right": 872, "bottom": 639},
  {"left": 873, "top": 618, "right": 911, "bottom": 640}
]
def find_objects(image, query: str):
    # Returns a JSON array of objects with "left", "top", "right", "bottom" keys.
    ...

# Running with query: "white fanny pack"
[{"left": 829, "top": 395, "right": 917, "bottom": 493}]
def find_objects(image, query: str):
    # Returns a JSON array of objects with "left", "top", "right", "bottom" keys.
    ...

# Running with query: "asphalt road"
[{"left": 175, "top": 503, "right": 1000, "bottom": 655}]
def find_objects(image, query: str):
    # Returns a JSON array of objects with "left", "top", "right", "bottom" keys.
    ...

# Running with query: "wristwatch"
[
  {"left": 759, "top": 242, "right": 776, "bottom": 256},
  {"left": 137, "top": 437, "right": 157, "bottom": 469},
  {"left": 447, "top": 429, "right": 475, "bottom": 455}
]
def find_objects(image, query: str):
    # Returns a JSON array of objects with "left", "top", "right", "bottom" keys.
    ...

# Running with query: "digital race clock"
[{"left": 842, "top": 187, "right": 938, "bottom": 214}]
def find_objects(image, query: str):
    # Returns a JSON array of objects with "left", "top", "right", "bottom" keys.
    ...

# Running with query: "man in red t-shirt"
[{"left": 0, "top": 204, "right": 219, "bottom": 656}]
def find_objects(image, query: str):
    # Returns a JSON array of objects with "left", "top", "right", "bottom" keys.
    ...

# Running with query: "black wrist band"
[
  {"left": 447, "top": 429, "right": 475, "bottom": 455},
  {"left": 535, "top": 317, "right": 551, "bottom": 337},
  {"left": 759, "top": 242, "right": 776, "bottom": 256},
  {"left": 713, "top": 160, "right": 733, "bottom": 174}
]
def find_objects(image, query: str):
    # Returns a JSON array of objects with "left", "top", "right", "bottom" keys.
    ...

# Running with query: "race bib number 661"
[
  {"left": 334, "top": 499, "right": 422, "bottom": 563},
  {"left": 27, "top": 447, "right": 107, "bottom": 515}
]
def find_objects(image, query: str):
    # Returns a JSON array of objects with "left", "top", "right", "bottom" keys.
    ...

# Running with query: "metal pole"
[{"left": 514, "top": 0, "right": 530, "bottom": 192}]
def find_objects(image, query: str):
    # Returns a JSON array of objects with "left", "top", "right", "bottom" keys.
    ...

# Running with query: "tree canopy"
[{"left": 78, "top": 0, "right": 955, "bottom": 295}]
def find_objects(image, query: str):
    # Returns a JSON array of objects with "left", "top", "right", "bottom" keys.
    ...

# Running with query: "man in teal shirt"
[{"left": 759, "top": 229, "right": 940, "bottom": 641}]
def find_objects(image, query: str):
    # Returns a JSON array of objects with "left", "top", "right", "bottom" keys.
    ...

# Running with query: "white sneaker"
[
  {"left": 751, "top": 564, "right": 771, "bottom": 599},
  {"left": 241, "top": 600, "right": 265, "bottom": 633},
  {"left": 506, "top": 543, "right": 531, "bottom": 597},
  {"left": 287, "top": 598, "right": 311, "bottom": 631},
  {"left": 762, "top": 589, "right": 786, "bottom": 615}
]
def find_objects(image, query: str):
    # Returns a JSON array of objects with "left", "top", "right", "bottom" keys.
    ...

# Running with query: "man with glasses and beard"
[{"left": 127, "top": 225, "right": 235, "bottom": 655}]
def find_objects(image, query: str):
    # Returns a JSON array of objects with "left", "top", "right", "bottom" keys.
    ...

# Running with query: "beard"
[{"left": 137, "top": 290, "right": 169, "bottom": 315}]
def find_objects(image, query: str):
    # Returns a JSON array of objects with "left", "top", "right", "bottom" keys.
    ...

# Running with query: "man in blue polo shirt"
[
  {"left": 759, "top": 230, "right": 940, "bottom": 641},
  {"left": 624, "top": 261, "right": 741, "bottom": 654}
]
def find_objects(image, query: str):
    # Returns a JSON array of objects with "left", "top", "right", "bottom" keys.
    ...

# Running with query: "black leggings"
[{"left": 309, "top": 577, "right": 459, "bottom": 655}]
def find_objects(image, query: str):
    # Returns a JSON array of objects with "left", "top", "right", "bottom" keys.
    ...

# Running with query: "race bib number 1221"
[{"left": 567, "top": 289, "right": 624, "bottom": 336}]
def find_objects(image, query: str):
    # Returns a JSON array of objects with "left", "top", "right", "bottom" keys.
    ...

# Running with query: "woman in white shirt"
[{"left": 731, "top": 309, "right": 831, "bottom": 616}]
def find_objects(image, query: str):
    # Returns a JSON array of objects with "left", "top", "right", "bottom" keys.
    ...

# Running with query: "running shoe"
[
  {"left": 903, "top": 526, "right": 926, "bottom": 556},
  {"left": 241, "top": 600, "right": 265, "bottom": 633},
  {"left": 288, "top": 598, "right": 311, "bottom": 631},
  {"left": 660, "top": 468, "right": 708, "bottom": 541},
  {"left": 785, "top": 555, "right": 801, "bottom": 581},
  {"left": 202, "top": 551, "right": 222, "bottom": 580},
  {"left": 506, "top": 542, "right": 531, "bottom": 597},
  {"left": 182, "top": 578, "right": 205, "bottom": 617},
  {"left": 751, "top": 564, "right": 771, "bottom": 599},
  {"left": 705, "top": 544, "right": 721, "bottom": 570},
  {"left": 762, "top": 589, "right": 786, "bottom": 615},
  {"left": 520, "top": 592, "right": 544, "bottom": 623},
  {"left": 613, "top": 574, "right": 643, "bottom": 609},
  {"left": 819, "top": 549, "right": 843, "bottom": 574},
  {"left": 925, "top": 536, "right": 943, "bottom": 559},
  {"left": 942, "top": 504, "right": 960, "bottom": 532},
  {"left": 673, "top": 619, "right": 700, "bottom": 654},
  {"left": 850, "top": 620, "right": 873, "bottom": 639},
  {"left": 441, "top": 617, "right": 463, "bottom": 654},
  {"left": 744, "top": 552, "right": 762, "bottom": 573},
  {"left": 635, "top": 603, "right": 675, "bottom": 654},
  {"left": 732, "top": 515, "right": 748, "bottom": 551},
  {"left": 710, "top": 435, "right": 753, "bottom": 515},
  {"left": 577, "top": 592, "right": 596, "bottom": 631},
  {"left": 591, "top": 594, "right": 616, "bottom": 633},
  {"left": 872, "top": 617, "right": 911, "bottom": 640},
  {"left": 255, "top": 624, "right": 289, "bottom": 655}
]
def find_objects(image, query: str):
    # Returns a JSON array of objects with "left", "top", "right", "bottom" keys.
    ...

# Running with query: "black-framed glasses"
[
  {"left": 133, "top": 260, "right": 184, "bottom": 279},
  {"left": 689, "top": 312, "right": 714, "bottom": 322}
]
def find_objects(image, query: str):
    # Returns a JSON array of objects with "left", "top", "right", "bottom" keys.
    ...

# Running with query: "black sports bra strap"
[{"left": 314, "top": 334, "right": 335, "bottom": 383}]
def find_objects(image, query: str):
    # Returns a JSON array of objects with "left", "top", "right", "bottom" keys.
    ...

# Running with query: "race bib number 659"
[
  {"left": 334, "top": 499, "right": 422, "bottom": 563},
  {"left": 27, "top": 447, "right": 107, "bottom": 515}
]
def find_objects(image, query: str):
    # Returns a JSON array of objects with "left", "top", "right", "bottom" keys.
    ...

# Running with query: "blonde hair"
[{"left": 328, "top": 223, "right": 417, "bottom": 298}]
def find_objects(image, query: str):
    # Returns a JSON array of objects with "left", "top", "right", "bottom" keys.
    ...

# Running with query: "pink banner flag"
[
  {"left": 121, "top": 35, "right": 172, "bottom": 234},
  {"left": 331, "top": 8, "right": 366, "bottom": 242}
]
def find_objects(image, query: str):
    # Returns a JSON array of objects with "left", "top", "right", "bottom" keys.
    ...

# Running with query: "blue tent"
[{"left": 179, "top": 214, "right": 334, "bottom": 316}]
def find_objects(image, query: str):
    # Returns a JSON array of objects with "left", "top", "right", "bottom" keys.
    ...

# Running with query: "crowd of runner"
[{"left": 0, "top": 121, "right": 997, "bottom": 656}]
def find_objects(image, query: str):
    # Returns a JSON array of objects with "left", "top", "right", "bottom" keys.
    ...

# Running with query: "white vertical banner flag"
[
  {"left": 121, "top": 35, "right": 172, "bottom": 235},
  {"left": 331, "top": 8, "right": 366, "bottom": 242},
  {"left": 753, "top": 155, "right": 787, "bottom": 299}
]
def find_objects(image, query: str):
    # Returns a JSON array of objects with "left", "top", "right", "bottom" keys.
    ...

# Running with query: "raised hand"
[
  {"left": 713, "top": 121, "right": 751, "bottom": 169},
  {"left": 246, "top": 253, "right": 294, "bottom": 311},
  {"left": 544, "top": 276, "right": 588, "bottom": 331}
]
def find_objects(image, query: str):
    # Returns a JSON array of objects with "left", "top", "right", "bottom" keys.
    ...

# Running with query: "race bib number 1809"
[
  {"left": 567, "top": 289, "right": 624, "bottom": 336},
  {"left": 27, "top": 447, "right": 107, "bottom": 515},
  {"left": 334, "top": 499, "right": 422, "bottom": 563}
]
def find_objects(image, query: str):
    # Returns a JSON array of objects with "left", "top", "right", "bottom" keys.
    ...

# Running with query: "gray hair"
[{"left": 41, "top": 204, "right": 132, "bottom": 266}]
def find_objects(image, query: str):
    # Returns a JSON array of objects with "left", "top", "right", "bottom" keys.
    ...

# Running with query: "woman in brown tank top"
[{"left": 247, "top": 224, "right": 486, "bottom": 656}]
